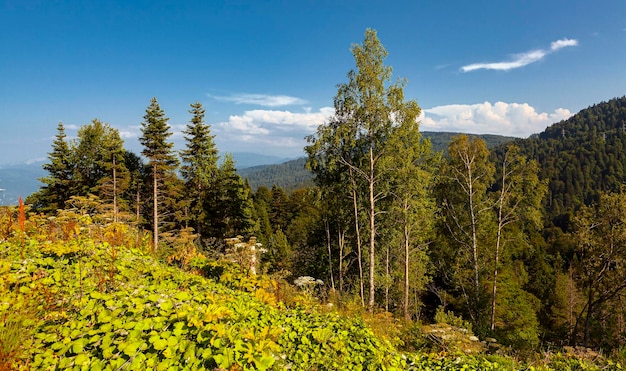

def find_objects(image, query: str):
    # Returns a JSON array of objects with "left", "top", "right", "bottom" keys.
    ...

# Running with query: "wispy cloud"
[
  {"left": 209, "top": 93, "right": 307, "bottom": 107},
  {"left": 420, "top": 101, "right": 573, "bottom": 137},
  {"left": 461, "top": 38, "right": 578, "bottom": 72}
]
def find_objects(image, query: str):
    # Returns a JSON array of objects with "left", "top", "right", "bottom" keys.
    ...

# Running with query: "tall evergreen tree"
[
  {"left": 139, "top": 97, "right": 180, "bottom": 249},
  {"left": 211, "top": 154, "right": 256, "bottom": 238},
  {"left": 180, "top": 101, "right": 219, "bottom": 237},
  {"left": 29, "top": 122, "right": 75, "bottom": 213}
]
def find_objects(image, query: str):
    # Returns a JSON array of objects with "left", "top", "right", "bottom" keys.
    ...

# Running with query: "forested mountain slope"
[
  {"left": 508, "top": 96, "right": 626, "bottom": 223},
  {"left": 241, "top": 133, "right": 517, "bottom": 191}
]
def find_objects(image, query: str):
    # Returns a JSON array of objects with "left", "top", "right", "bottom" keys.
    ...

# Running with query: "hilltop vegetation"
[
  {"left": 1, "top": 205, "right": 621, "bottom": 370},
  {"left": 4, "top": 28, "right": 626, "bottom": 369},
  {"left": 509, "top": 96, "right": 626, "bottom": 221}
]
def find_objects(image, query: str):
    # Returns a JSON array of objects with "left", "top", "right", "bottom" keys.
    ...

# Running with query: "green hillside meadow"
[{"left": 1, "top": 208, "right": 621, "bottom": 370}]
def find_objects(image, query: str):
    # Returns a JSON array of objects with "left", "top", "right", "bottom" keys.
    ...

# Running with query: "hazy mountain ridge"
[{"left": 0, "top": 152, "right": 291, "bottom": 206}]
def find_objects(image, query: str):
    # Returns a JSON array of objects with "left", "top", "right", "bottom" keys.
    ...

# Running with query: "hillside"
[
  {"left": 0, "top": 216, "right": 408, "bottom": 370},
  {"left": 508, "top": 96, "right": 626, "bottom": 222},
  {"left": 1, "top": 210, "right": 619, "bottom": 370},
  {"left": 239, "top": 158, "right": 313, "bottom": 192},
  {"left": 241, "top": 132, "right": 517, "bottom": 191},
  {"left": 422, "top": 131, "right": 518, "bottom": 154}
]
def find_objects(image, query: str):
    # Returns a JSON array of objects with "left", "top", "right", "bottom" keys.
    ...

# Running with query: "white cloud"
[
  {"left": 209, "top": 93, "right": 307, "bottom": 107},
  {"left": 215, "top": 107, "right": 333, "bottom": 151},
  {"left": 461, "top": 38, "right": 578, "bottom": 72},
  {"left": 550, "top": 38, "right": 578, "bottom": 51},
  {"left": 420, "top": 102, "right": 573, "bottom": 137}
]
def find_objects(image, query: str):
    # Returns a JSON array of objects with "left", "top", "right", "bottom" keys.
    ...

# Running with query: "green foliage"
[
  {"left": 435, "top": 306, "right": 473, "bottom": 333},
  {"left": 180, "top": 101, "right": 219, "bottom": 238},
  {"left": 1, "top": 218, "right": 411, "bottom": 370},
  {"left": 139, "top": 97, "right": 181, "bottom": 249},
  {"left": 513, "top": 96, "right": 626, "bottom": 221},
  {"left": 29, "top": 122, "right": 75, "bottom": 213}
]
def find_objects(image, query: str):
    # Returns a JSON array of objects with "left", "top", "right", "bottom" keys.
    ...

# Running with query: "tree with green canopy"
[
  {"left": 139, "top": 97, "right": 180, "bottom": 250},
  {"left": 180, "top": 101, "right": 219, "bottom": 238}
]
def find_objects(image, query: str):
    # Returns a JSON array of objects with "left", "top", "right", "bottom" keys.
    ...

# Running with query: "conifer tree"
[
  {"left": 139, "top": 97, "right": 180, "bottom": 249},
  {"left": 180, "top": 101, "right": 219, "bottom": 237},
  {"left": 213, "top": 154, "right": 256, "bottom": 238},
  {"left": 30, "top": 122, "right": 75, "bottom": 213}
]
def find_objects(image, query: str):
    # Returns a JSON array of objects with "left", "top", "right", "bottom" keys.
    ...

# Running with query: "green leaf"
[
  {"left": 72, "top": 338, "right": 85, "bottom": 354},
  {"left": 123, "top": 341, "right": 143, "bottom": 356}
]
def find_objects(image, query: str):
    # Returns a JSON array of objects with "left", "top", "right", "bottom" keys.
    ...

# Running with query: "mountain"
[
  {"left": 505, "top": 96, "right": 626, "bottom": 223},
  {"left": 238, "top": 158, "right": 313, "bottom": 192},
  {"left": 422, "top": 131, "right": 518, "bottom": 154},
  {"left": 0, "top": 163, "right": 46, "bottom": 206},
  {"left": 230, "top": 152, "right": 292, "bottom": 169},
  {"left": 239, "top": 132, "right": 518, "bottom": 192},
  {"left": 0, "top": 152, "right": 288, "bottom": 206}
]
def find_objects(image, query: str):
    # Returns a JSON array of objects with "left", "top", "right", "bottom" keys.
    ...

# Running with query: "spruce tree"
[
  {"left": 139, "top": 97, "right": 180, "bottom": 249},
  {"left": 213, "top": 153, "right": 255, "bottom": 238},
  {"left": 30, "top": 122, "right": 75, "bottom": 213},
  {"left": 180, "top": 102, "right": 219, "bottom": 238}
]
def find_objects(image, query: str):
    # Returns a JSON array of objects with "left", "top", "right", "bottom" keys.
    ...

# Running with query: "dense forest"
[
  {"left": 240, "top": 132, "right": 517, "bottom": 192},
  {"left": 2, "top": 29, "right": 626, "bottom": 369}
]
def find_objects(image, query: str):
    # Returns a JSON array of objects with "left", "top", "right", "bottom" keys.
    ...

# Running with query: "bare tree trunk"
[
  {"left": 338, "top": 227, "right": 345, "bottom": 293},
  {"left": 350, "top": 169, "right": 365, "bottom": 307},
  {"left": 135, "top": 188, "right": 141, "bottom": 223},
  {"left": 368, "top": 146, "right": 376, "bottom": 312},
  {"left": 404, "top": 218, "right": 410, "bottom": 320},
  {"left": 385, "top": 242, "right": 390, "bottom": 312},
  {"left": 325, "top": 218, "right": 336, "bottom": 291},
  {"left": 491, "top": 167, "right": 506, "bottom": 331},
  {"left": 112, "top": 155, "right": 118, "bottom": 223},
  {"left": 153, "top": 164, "right": 159, "bottom": 250}
]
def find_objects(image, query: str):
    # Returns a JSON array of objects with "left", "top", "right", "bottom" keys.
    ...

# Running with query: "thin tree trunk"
[
  {"left": 491, "top": 168, "right": 506, "bottom": 331},
  {"left": 350, "top": 168, "right": 365, "bottom": 307},
  {"left": 338, "top": 227, "right": 345, "bottom": 293},
  {"left": 467, "top": 164, "right": 480, "bottom": 301},
  {"left": 404, "top": 217, "right": 410, "bottom": 321},
  {"left": 584, "top": 293, "right": 593, "bottom": 347},
  {"left": 385, "top": 242, "right": 390, "bottom": 312},
  {"left": 113, "top": 155, "right": 118, "bottom": 223},
  {"left": 368, "top": 145, "right": 376, "bottom": 312},
  {"left": 153, "top": 164, "right": 159, "bottom": 250},
  {"left": 135, "top": 187, "right": 140, "bottom": 223},
  {"left": 325, "top": 218, "right": 336, "bottom": 291}
]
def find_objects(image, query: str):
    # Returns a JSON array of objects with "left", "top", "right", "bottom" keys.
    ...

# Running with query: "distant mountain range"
[
  {"left": 0, "top": 152, "right": 296, "bottom": 206},
  {"left": 0, "top": 163, "right": 46, "bottom": 206},
  {"left": 0, "top": 130, "right": 550, "bottom": 205}
]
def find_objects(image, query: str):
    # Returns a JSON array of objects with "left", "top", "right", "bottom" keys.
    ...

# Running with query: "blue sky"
[{"left": 1, "top": 0, "right": 625, "bottom": 166}]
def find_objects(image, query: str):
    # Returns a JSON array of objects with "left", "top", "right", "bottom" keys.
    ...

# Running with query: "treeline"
[
  {"left": 28, "top": 100, "right": 256, "bottom": 249},
  {"left": 28, "top": 29, "right": 626, "bottom": 352}
]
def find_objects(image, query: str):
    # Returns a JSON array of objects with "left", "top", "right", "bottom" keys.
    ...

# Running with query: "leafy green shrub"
[{"left": 435, "top": 306, "right": 473, "bottom": 333}]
